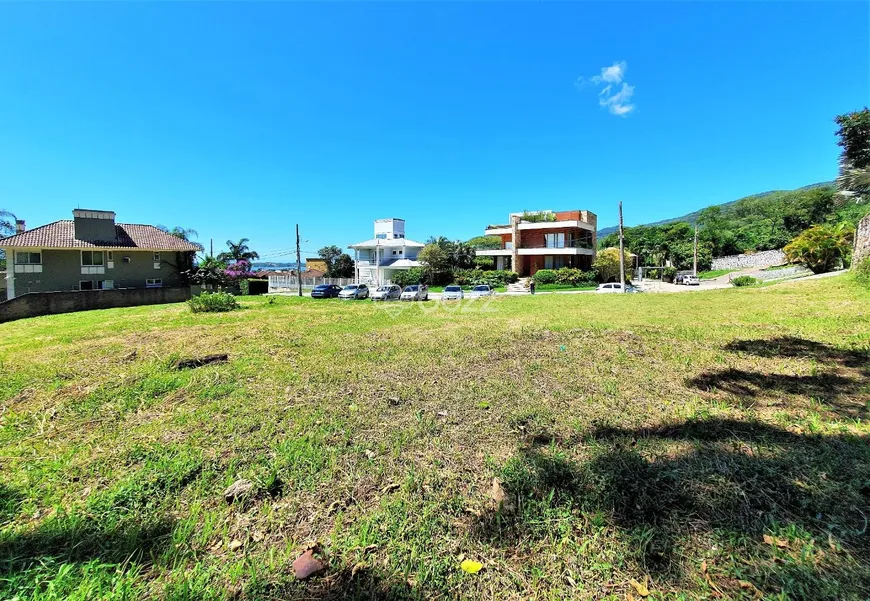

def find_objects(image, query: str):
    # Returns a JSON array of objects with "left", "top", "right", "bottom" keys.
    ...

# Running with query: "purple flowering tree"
[{"left": 224, "top": 259, "right": 254, "bottom": 284}]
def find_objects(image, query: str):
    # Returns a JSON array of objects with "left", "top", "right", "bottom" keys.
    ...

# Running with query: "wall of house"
[
  {"left": 6, "top": 249, "right": 188, "bottom": 297},
  {"left": 519, "top": 227, "right": 591, "bottom": 249},
  {"left": 0, "top": 287, "right": 191, "bottom": 323}
]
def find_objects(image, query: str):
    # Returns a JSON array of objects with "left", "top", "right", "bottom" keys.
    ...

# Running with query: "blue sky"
[{"left": 0, "top": 2, "right": 867, "bottom": 261}]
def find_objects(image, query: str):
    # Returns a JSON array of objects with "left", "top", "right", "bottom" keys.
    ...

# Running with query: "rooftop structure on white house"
[{"left": 349, "top": 219, "right": 426, "bottom": 286}]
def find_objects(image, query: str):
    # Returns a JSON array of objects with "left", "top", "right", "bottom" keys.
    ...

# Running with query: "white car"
[
  {"left": 468, "top": 285, "right": 494, "bottom": 298},
  {"left": 441, "top": 285, "right": 464, "bottom": 300},
  {"left": 400, "top": 284, "right": 429, "bottom": 301},
  {"left": 595, "top": 283, "right": 641, "bottom": 294},
  {"left": 371, "top": 285, "right": 401, "bottom": 301},
  {"left": 338, "top": 284, "right": 370, "bottom": 299},
  {"left": 684, "top": 275, "right": 700, "bottom": 286}
]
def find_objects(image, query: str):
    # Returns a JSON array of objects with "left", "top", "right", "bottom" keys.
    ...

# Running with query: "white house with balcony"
[{"left": 349, "top": 218, "right": 425, "bottom": 286}]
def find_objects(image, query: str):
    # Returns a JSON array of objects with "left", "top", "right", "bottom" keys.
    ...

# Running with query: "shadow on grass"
[
  {"left": 249, "top": 566, "right": 432, "bottom": 601},
  {"left": 474, "top": 418, "right": 870, "bottom": 599},
  {"left": 688, "top": 337, "right": 869, "bottom": 418},
  {"left": 724, "top": 337, "right": 870, "bottom": 371},
  {"left": 0, "top": 488, "right": 175, "bottom": 577}
]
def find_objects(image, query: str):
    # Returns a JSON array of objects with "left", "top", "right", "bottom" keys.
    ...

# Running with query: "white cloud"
[{"left": 577, "top": 61, "right": 636, "bottom": 117}]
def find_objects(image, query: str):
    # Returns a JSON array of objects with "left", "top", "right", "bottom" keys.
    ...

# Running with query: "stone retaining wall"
[
  {"left": 0, "top": 287, "right": 191, "bottom": 323},
  {"left": 853, "top": 213, "right": 870, "bottom": 266},
  {"left": 711, "top": 249, "right": 786, "bottom": 271}
]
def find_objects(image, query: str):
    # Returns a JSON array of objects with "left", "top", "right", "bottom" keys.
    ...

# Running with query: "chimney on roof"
[
  {"left": 73, "top": 209, "right": 116, "bottom": 242},
  {"left": 15, "top": 220, "right": 25, "bottom": 233}
]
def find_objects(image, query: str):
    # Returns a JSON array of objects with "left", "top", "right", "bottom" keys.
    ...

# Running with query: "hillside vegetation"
[
  {"left": 599, "top": 184, "right": 868, "bottom": 269},
  {"left": 1, "top": 277, "right": 869, "bottom": 600}
]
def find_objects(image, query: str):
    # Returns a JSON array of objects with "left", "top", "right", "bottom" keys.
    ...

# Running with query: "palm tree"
[
  {"left": 218, "top": 238, "right": 259, "bottom": 263},
  {"left": 836, "top": 165, "right": 870, "bottom": 201},
  {"left": 450, "top": 241, "right": 476, "bottom": 269},
  {"left": 157, "top": 225, "right": 204, "bottom": 251}
]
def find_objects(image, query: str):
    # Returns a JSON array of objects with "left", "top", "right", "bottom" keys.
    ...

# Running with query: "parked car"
[
  {"left": 468, "top": 285, "right": 494, "bottom": 298},
  {"left": 310, "top": 284, "right": 342, "bottom": 298},
  {"left": 595, "top": 283, "right": 642, "bottom": 294},
  {"left": 338, "top": 284, "right": 369, "bottom": 299},
  {"left": 674, "top": 274, "right": 686, "bottom": 285},
  {"left": 371, "top": 284, "right": 401, "bottom": 301},
  {"left": 400, "top": 284, "right": 429, "bottom": 301},
  {"left": 441, "top": 285, "right": 464, "bottom": 300},
  {"left": 684, "top": 275, "right": 700, "bottom": 286}
]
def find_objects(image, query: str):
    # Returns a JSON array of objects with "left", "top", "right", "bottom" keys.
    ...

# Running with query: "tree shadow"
[
  {"left": 724, "top": 337, "right": 870, "bottom": 371},
  {"left": 473, "top": 418, "right": 870, "bottom": 598},
  {"left": 687, "top": 337, "right": 870, "bottom": 418},
  {"left": 248, "top": 566, "right": 434, "bottom": 601},
  {"left": 0, "top": 495, "right": 175, "bottom": 576}
]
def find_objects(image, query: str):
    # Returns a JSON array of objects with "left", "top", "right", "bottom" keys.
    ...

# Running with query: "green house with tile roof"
[{"left": 0, "top": 209, "right": 200, "bottom": 300}]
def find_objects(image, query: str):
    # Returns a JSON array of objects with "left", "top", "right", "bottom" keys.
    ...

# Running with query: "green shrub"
[
  {"left": 392, "top": 267, "right": 427, "bottom": 288},
  {"left": 731, "top": 275, "right": 759, "bottom": 287},
  {"left": 188, "top": 291, "right": 240, "bottom": 313},
  {"left": 662, "top": 266, "right": 678, "bottom": 283},
  {"left": 532, "top": 269, "right": 557, "bottom": 284},
  {"left": 451, "top": 269, "right": 518, "bottom": 287},
  {"left": 854, "top": 257, "right": 870, "bottom": 285}
]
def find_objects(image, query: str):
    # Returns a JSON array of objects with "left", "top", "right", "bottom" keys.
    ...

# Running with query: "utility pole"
[
  {"left": 693, "top": 224, "right": 699, "bottom": 276},
  {"left": 296, "top": 224, "right": 303, "bottom": 297},
  {"left": 210, "top": 239, "right": 214, "bottom": 259},
  {"left": 618, "top": 201, "right": 626, "bottom": 293}
]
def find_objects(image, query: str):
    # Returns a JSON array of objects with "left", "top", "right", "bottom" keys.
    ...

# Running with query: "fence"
[{"left": 268, "top": 275, "right": 356, "bottom": 293}]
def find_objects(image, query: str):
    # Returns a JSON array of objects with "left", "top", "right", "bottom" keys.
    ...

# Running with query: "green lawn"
[
  {"left": 698, "top": 269, "right": 734, "bottom": 279},
  {"left": 1, "top": 276, "right": 869, "bottom": 600},
  {"left": 534, "top": 283, "right": 597, "bottom": 292}
]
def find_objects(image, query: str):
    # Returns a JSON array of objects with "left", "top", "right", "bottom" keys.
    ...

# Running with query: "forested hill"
[{"left": 597, "top": 181, "right": 834, "bottom": 237}]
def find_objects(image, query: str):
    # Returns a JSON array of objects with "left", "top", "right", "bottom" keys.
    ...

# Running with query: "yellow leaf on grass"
[
  {"left": 460, "top": 559, "right": 483, "bottom": 574},
  {"left": 630, "top": 576, "right": 650, "bottom": 597}
]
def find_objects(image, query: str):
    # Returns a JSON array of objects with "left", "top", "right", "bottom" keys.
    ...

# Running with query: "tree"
[
  {"left": 418, "top": 242, "right": 451, "bottom": 279},
  {"left": 835, "top": 108, "right": 870, "bottom": 199},
  {"left": 784, "top": 224, "right": 853, "bottom": 274},
  {"left": 0, "top": 209, "right": 16, "bottom": 270},
  {"left": 218, "top": 238, "right": 259, "bottom": 263},
  {"left": 449, "top": 241, "right": 476, "bottom": 269},
  {"left": 592, "top": 248, "right": 634, "bottom": 283},
  {"left": 187, "top": 256, "right": 230, "bottom": 289},
  {"left": 466, "top": 235, "right": 501, "bottom": 250},
  {"left": 157, "top": 225, "right": 204, "bottom": 251},
  {"left": 330, "top": 254, "right": 355, "bottom": 278}
]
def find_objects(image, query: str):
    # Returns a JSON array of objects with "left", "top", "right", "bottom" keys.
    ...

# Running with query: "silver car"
[
  {"left": 595, "top": 283, "right": 641, "bottom": 294},
  {"left": 400, "top": 284, "right": 429, "bottom": 301},
  {"left": 468, "top": 285, "right": 494, "bottom": 298},
  {"left": 371, "top": 284, "right": 401, "bottom": 301},
  {"left": 684, "top": 275, "right": 700, "bottom": 286},
  {"left": 338, "top": 284, "right": 370, "bottom": 299},
  {"left": 441, "top": 285, "right": 464, "bottom": 300}
]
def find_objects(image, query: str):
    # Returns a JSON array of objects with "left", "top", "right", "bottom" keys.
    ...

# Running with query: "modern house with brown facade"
[
  {"left": 0, "top": 209, "right": 200, "bottom": 300},
  {"left": 478, "top": 210, "right": 597, "bottom": 277}
]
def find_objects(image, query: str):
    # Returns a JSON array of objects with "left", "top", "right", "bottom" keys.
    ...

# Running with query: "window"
[
  {"left": 15, "top": 251, "right": 41, "bottom": 264},
  {"left": 375, "top": 233, "right": 387, "bottom": 239},
  {"left": 79, "top": 280, "right": 94, "bottom": 291},
  {"left": 545, "top": 233, "right": 565, "bottom": 248},
  {"left": 107, "top": 251, "right": 114, "bottom": 261},
  {"left": 146, "top": 278, "right": 163, "bottom": 288},
  {"left": 392, "top": 250, "right": 398, "bottom": 255},
  {"left": 152, "top": 252, "right": 161, "bottom": 262},
  {"left": 544, "top": 256, "right": 564, "bottom": 270},
  {"left": 81, "top": 250, "right": 104, "bottom": 266}
]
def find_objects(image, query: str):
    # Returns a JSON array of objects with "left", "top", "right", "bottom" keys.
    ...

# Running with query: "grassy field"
[
  {"left": 1, "top": 276, "right": 869, "bottom": 600},
  {"left": 698, "top": 269, "right": 734, "bottom": 280},
  {"left": 534, "top": 283, "right": 598, "bottom": 292}
]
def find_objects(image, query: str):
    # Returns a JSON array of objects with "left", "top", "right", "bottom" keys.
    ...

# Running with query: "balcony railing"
[{"left": 520, "top": 240, "right": 594, "bottom": 250}]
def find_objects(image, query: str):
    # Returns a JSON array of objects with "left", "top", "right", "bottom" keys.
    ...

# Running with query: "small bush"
[
  {"left": 452, "top": 269, "right": 518, "bottom": 287},
  {"left": 531, "top": 269, "right": 557, "bottom": 284},
  {"left": 188, "top": 291, "right": 240, "bottom": 313},
  {"left": 392, "top": 267, "right": 427, "bottom": 288},
  {"left": 854, "top": 257, "right": 870, "bottom": 285},
  {"left": 731, "top": 275, "right": 759, "bottom": 287},
  {"left": 662, "top": 266, "right": 678, "bottom": 283}
]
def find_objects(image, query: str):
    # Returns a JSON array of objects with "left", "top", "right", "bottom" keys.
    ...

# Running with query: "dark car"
[{"left": 311, "top": 284, "right": 342, "bottom": 298}]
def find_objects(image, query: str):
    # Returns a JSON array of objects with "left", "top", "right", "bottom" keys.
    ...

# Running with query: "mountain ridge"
[{"left": 596, "top": 181, "right": 834, "bottom": 237}]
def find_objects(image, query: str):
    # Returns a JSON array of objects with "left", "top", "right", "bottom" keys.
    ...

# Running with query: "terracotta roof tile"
[{"left": 0, "top": 220, "right": 201, "bottom": 251}]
